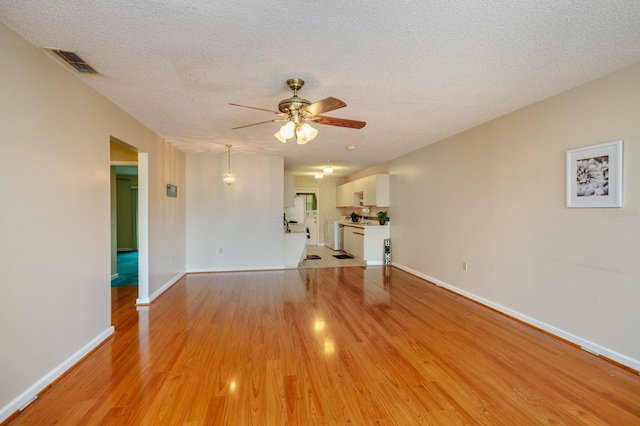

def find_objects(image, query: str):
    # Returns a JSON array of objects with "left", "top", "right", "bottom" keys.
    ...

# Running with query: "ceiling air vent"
[{"left": 48, "top": 49, "right": 99, "bottom": 74}]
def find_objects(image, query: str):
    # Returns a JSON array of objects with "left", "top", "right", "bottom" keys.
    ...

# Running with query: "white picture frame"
[{"left": 566, "top": 140, "right": 623, "bottom": 208}]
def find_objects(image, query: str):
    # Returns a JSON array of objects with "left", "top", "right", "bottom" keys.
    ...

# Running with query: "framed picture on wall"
[
  {"left": 566, "top": 140, "right": 623, "bottom": 208},
  {"left": 166, "top": 184, "right": 178, "bottom": 198}
]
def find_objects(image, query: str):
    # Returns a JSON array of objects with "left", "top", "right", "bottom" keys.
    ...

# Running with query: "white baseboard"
[
  {"left": 392, "top": 262, "right": 640, "bottom": 372},
  {"left": 136, "top": 271, "right": 187, "bottom": 305},
  {"left": 188, "top": 266, "right": 285, "bottom": 274},
  {"left": 0, "top": 327, "right": 114, "bottom": 423}
]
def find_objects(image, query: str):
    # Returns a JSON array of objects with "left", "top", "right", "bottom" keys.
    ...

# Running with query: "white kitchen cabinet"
[
  {"left": 336, "top": 174, "right": 390, "bottom": 208},
  {"left": 351, "top": 177, "right": 365, "bottom": 194},
  {"left": 336, "top": 181, "right": 354, "bottom": 207},
  {"left": 343, "top": 225, "right": 365, "bottom": 260},
  {"left": 362, "top": 225, "right": 390, "bottom": 264},
  {"left": 342, "top": 223, "right": 390, "bottom": 265},
  {"left": 362, "top": 174, "right": 390, "bottom": 207}
]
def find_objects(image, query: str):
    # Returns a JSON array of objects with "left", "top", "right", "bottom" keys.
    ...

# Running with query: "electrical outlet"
[{"left": 463, "top": 262, "right": 468, "bottom": 271}]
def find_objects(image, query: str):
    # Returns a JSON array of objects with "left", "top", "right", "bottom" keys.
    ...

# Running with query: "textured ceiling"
[{"left": 2, "top": 1, "right": 640, "bottom": 177}]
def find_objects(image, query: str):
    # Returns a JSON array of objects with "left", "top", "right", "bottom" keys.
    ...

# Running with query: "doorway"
[
  {"left": 110, "top": 138, "right": 149, "bottom": 308},
  {"left": 113, "top": 167, "right": 138, "bottom": 287},
  {"left": 116, "top": 170, "right": 138, "bottom": 252},
  {"left": 295, "top": 188, "right": 319, "bottom": 246}
]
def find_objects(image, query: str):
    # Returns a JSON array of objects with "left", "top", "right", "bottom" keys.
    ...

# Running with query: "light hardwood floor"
[{"left": 6, "top": 266, "right": 640, "bottom": 425}]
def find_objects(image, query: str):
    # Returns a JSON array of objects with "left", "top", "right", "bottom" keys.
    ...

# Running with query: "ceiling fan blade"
[
  {"left": 300, "top": 97, "right": 346, "bottom": 116},
  {"left": 312, "top": 115, "right": 366, "bottom": 129},
  {"left": 229, "top": 103, "right": 285, "bottom": 115},
  {"left": 232, "top": 118, "right": 286, "bottom": 130}
]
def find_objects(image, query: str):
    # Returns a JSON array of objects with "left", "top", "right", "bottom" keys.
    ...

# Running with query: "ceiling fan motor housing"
[
  {"left": 278, "top": 78, "right": 311, "bottom": 117},
  {"left": 278, "top": 96, "right": 311, "bottom": 115}
]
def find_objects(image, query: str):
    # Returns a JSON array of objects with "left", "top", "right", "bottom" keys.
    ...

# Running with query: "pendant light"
[{"left": 222, "top": 144, "right": 236, "bottom": 185}]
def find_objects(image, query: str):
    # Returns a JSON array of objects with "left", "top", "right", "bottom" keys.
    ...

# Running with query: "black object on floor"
[
  {"left": 306, "top": 255, "right": 321, "bottom": 260},
  {"left": 333, "top": 254, "right": 353, "bottom": 259}
]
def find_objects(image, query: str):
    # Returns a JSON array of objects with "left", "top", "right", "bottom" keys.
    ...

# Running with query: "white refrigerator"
[
  {"left": 284, "top": 195, "right": 305, "bottom": 224},
  {"left": 285, "top": 195, "right": 317, "bottom": 245}
]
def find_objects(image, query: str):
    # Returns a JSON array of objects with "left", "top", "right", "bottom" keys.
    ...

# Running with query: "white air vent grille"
[{"left": 49, "top": 49, "right": 98, "bottom": 74}]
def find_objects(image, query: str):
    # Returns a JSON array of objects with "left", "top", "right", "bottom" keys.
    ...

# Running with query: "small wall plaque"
[{"left": 166, "top": 184, "right": 177, "bottom": 198}]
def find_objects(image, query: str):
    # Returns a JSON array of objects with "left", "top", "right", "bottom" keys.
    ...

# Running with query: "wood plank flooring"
[{"left": 6, "top": 266, "right": 640, "bottom": 425}]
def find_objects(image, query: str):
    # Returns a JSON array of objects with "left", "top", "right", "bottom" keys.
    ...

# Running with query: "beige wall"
[
  {"left": 0, "top": 22, "right": 186, "bottom": 419},
  {"left": 390, "top": 62, "right": 640, "bottom": 369},
  {"left": 186, "top": 153, "right": 284, "bottom": 271}
]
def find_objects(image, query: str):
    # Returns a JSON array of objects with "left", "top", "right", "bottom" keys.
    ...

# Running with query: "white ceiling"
[{"left": 2, "top": 1, "right": 640, "bottom": 177}]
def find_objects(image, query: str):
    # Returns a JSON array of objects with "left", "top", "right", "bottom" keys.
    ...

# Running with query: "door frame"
[
  {"left": 295, "top": 187, "right": 319, "bottom": 246},
  {"left": 110, "top": 153, "right": 149, "bottom": 306}
]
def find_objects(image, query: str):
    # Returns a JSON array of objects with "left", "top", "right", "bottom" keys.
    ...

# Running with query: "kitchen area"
[{"left": 284, "top": 174, "right": 391, "bottom": 268}]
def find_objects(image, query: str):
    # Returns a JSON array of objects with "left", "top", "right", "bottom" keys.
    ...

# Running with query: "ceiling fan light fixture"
[
  {"left": 299, "top": 123, "right": 318, "bottom": 141},
  {"left": 275, "top": 121, "right": 296, "bottom": 143},
  {"left": 281, "top": 122, "right": 295, "bottom": 139},
  {"left": 296, "top": 133, "right": 308, "bottom": 145},
  {"left": 234, "top": 78, "right": 366, "bottom": 147},
  {"left": 295, "top": 123, "right": 317, "bottom": 144},
  {"left": 274, "top": 131, "right": 287, "bottom": 143}
]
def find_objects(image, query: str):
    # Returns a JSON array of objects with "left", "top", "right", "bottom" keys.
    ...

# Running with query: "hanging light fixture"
[
  {"left": 274, "top": 121, "right": 318, "bottom": 145},
  {"left": 222, "top": 144, "right": 236, "bottom": 185}
]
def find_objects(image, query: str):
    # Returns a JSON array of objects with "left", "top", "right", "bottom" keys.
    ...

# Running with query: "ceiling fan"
[{"left": 230, "top": 78, "right": 366, "bottom": 144}]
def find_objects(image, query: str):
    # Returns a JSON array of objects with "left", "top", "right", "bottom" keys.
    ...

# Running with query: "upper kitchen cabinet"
[
  {"left": 337, "top": 180, "right": 357, "bottom": 207},
  {"left": 362, "top": 174, "right": 389, "bottom": 207},
  {"left": 336, "top": 174, "right": 390, "bottom": 207},
  {"left": 284, "top": 176, "right": 295, "bottom": 207}
]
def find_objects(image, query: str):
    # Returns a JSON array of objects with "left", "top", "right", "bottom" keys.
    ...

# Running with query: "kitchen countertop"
[{"left": 339, "top": 220, "right": 390, "bottom": 228}]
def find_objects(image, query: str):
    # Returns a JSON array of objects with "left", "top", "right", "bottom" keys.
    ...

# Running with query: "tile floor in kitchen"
[{"left": 298, "top": 245, "right": 364, "bottom": 268}]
